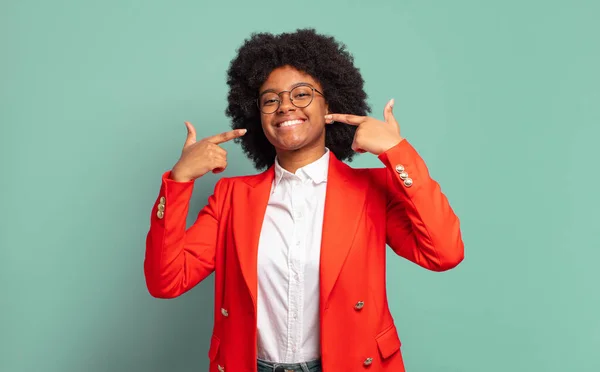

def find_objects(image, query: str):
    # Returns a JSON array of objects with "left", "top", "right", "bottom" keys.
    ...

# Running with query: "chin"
[
  {"left": 273, "top": 140, "right": 308, "bottom": 152},
  {"left": 264, "top": 126, "right": 325, "bottom": 153},
  {"left": 265, "top": 132, "right": 306, "bottom": 151}
]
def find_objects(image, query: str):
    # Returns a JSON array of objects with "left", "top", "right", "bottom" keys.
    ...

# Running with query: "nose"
[{"left": 277, "top": 92, "right": 295, "bottom": 113}]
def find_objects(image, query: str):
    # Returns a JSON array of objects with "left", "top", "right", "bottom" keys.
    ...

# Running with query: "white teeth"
[{"left": 278, "top": 119, "right": 304, "bottom": 127}]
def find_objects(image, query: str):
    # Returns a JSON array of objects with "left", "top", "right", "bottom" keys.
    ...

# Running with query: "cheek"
[
  {"left": 306, "top": 104, "right": 327, "bottom": 123},
  {"left": 260, "top": 115, "right": 269, "bottom": 130},
  {"left": 313, "top": 100, "right": 328, "bottom": 116},
  {"left": 260, "top": 117, "right": 275, "bottom": 138}
]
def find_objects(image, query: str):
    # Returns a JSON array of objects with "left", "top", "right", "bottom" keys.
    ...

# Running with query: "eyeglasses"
[{"left": 257, "top": 84, "right": 325, "bottom": 114}]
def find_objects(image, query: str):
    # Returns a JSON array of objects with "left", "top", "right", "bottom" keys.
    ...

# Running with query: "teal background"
[{"left": 1, "top": 0, "right": 599, "bottom": 371}]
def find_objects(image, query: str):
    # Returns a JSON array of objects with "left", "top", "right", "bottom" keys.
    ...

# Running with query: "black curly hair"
[{"left": 225, "top": 28, "right": 371, "bottom": 170}]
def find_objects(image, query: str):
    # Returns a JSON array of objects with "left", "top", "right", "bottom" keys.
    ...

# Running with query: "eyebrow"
[{"left": 259, "top": 82, "right": 313, "bottom": 95}]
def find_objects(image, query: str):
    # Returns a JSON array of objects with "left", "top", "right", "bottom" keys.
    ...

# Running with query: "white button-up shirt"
[{"left": 256, "top": 149, "right": 330, "bottom": 363}]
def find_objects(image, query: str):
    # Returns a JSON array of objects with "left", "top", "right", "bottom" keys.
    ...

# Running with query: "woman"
[{"left": 144, "top": 29, "right": 464, "bottom": 372}]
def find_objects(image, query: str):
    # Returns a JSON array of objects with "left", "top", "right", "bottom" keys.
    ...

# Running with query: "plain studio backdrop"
[{"left": 1, "top": 0, "right": 598, "bottom": 371}]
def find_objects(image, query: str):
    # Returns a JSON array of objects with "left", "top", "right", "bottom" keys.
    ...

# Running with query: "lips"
[{"left": 275, "top": 118, "right": 306, "bottom": 128}]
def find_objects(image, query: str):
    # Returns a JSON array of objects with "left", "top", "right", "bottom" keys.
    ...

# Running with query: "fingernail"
[
  {"left": 324, "top": 114, "right": 332, "bottom": 119},
  {"left": 239, "top": 128, "right": 247, "bottom": 134},
  {"left": 389, "top": 99, "right": 395, "bottom": 107}
]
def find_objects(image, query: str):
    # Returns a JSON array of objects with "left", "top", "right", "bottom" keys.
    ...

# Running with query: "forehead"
[{"left": 259, "top": 65, "right": 321, "bottom": 92}]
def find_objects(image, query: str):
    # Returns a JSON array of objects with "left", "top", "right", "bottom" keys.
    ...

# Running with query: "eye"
[
  {"left": 261, "top": 94, "right": 280, "bottom": 106},
  {"left": 292, "top": 87, "right": 313, "bottom": 100}
]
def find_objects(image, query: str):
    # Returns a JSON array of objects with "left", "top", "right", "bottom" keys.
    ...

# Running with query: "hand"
[
  {"left": 170, "top": 122, "right": 246, "bottom": 182},
  {"left": 325, "top": 99, "right": 404, "bottom": 155}
]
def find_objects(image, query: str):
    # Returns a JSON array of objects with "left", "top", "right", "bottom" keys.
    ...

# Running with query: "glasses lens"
[
  {"left": 290, "top": 86, "right": 314, "bottom": 108},
  {"left": 260, "top": 92, "right": 280, "bottom": 114}
]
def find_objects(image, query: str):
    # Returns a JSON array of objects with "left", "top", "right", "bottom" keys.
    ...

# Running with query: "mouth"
[{"left": 275, "top": 118, "right": 306, "bottom": 128}]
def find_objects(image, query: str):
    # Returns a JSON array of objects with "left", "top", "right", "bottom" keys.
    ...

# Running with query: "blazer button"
[
  {"left": 221, "top": 308, "right": 228, "bottom": 317},
  {"left": 354, "top": 301, "right": 364, "bottom": 310},
  {"left": 157, "top": 196, "right": 166, "bottom": 219},
  {"left": 395, "top": 164, "right": 405, "bottom": 173},
  {"left": 363, "top": 357, "right": 373, "bottom": 366},
  {"left": 399, "top": 171, "right": 408, "bottom": 180},
  {"left": 403, "top": 178, "right": 413, "bottom": 187}
]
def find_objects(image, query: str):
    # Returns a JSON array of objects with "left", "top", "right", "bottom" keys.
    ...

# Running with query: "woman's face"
[{"left": 258, "top": 65, "right": 329, "bottom": 154}]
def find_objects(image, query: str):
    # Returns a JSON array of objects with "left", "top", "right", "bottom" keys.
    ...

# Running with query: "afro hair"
[{"left": 225, "top": 28, "right": 371, "bottom": 170}]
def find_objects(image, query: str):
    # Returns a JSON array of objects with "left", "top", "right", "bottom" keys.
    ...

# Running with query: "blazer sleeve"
[
  {"left": 377, "top": 140, "right": 464, "bottom": 271},
  {"left": 144, "top": 171, "right": 225, "bottom": 298}
]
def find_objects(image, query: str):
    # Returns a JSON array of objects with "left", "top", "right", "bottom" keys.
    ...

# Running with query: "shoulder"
[
  {"left": 211, "top": 174, "right": 253, "bottom": 191},
  {"left": 211, "top": 167, "right": 274, "bottom": 194},
  {"left": 337, "top": 160, "right": 388, "bottom": 191},
  {"left": 343, "top": 160, "right": 387, "bottom": 178}
]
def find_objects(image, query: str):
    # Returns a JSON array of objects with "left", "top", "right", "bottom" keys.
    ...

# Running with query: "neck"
[{"left": 276, "top": 144, "right": 327, "bottom": 174}]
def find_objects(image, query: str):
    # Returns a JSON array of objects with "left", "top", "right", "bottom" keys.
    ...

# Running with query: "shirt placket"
[{"left": 286, "top": 175, "right": 305, "bottom": 361}]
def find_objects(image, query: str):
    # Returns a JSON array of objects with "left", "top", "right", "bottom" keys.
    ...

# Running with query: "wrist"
[
  {"left": 170, "top": 166, "right": 194, "bottom": 182},
  {"left": 376, "top": 136, "right": 404, "bottom": 155}
]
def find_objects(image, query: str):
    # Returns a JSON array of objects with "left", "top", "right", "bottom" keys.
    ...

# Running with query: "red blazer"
[{"left": 144, "top": 139, "right": 464, "bottom": 372}]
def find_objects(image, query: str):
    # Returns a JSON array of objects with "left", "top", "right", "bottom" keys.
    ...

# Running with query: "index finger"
[
  {"left": 206, "top": 128, "right": 247, "bottom": 144},
  {"left": 324, "top": 114, "right": 366, "bottom": 126}
]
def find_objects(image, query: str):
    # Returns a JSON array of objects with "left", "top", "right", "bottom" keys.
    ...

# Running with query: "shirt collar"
[{"left": 273, "top": 148, "right": 330, "bottom": 190}]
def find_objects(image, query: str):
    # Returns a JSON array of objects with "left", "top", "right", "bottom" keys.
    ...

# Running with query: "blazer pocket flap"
[
  {"left": 376, "top": 324, "right": 401, "bottom": 359},
  {"left": 208, "top": 335, "right": 221, "bottom": 361}
]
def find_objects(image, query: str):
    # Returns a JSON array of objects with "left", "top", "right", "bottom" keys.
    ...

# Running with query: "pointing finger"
[
  {"left": 324, "top": 114, "right": 367, "bottom": 126},
  {"left": 206, "top": 128, "right": 247, "bottom": 144}
]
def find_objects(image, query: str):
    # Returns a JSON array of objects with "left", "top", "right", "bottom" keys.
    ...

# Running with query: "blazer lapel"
[
  {"left": 319, "top": 154, "right": 368, "bottom": 309},
  {"left": 231, "top": 154, "right": 368, "bottom": 312},
  {"left": 232, "top": 166, "right": 274, "bottom": 310}
]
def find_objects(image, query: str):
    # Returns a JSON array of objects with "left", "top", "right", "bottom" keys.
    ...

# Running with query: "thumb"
[
  {"left": 184, "top": 121, "right": 197, "bottom": 146},
  {"left": 383, "top": 99, "right": 398, "bottom": 126}
]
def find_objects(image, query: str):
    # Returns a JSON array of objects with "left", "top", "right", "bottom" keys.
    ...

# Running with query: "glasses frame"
[{"left": 257, "top": 84, "right": 325, "bottom": 114}]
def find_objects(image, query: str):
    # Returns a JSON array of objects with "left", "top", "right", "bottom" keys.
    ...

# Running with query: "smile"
[{"left": 276, "top": 119, "right": 306, "bottom": 128}]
